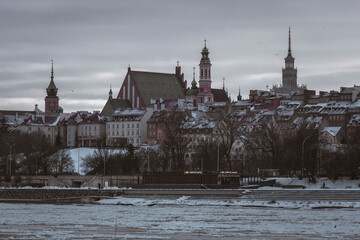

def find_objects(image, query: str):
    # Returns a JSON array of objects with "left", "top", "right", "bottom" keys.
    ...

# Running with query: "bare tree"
[
  {"left": 49, "top": 149, "right": 74, "bottom": 175},
  {"left": 159, "top": 109, "right": 190, "bottom": 171}
]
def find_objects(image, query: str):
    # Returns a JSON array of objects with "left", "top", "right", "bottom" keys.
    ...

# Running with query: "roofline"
[{"left": 130, "top": 70, "right": 177, "bottom": 76}]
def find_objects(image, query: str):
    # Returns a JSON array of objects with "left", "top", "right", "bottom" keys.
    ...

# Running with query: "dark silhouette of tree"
[
  {"left": 49, "top": 149, "right": 74, "bottom": 175},
  {"left": 159, "top": 109, "right": 190, "bottom": 171}
]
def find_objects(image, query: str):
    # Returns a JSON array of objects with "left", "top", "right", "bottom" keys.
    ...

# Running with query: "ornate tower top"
[
  {"left": 285, "top": 27, "right": 295, "bottom": 65},
  {"left": 200, "top": 39, "right": 211, "bottom": 65},
  {"left": 46, "top": 60, "right": 58, "bottom": 97}
]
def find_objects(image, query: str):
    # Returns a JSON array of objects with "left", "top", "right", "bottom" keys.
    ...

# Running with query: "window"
[
  {"left": 132, "top": 131, "right": 134, "bottom": 135},
  {"left": 132, "top": 123, "right": 134, "bottom": 128},
  {"left": 149, "top": 132, "right": 152, "bottom": 136},
  {"left": 128, "top": 124, "right": 130, "bottom": 128},
  {"left": 117, "top": 124, "right": 119, "bottom": 128},
  {"left": 149, "top": 124, "right": 152, "bottom": 129}
]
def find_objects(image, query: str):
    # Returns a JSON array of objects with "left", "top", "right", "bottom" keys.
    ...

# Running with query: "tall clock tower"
[
  {"left": 45, "top": 60, "right": 60, "bottom": 115},
  {"left": 282, "top": 27, "right": 298, "bottom": 89}
]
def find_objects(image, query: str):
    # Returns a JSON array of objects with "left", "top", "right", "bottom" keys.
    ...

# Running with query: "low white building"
[{"left": 106, "top": 108, "right": 153, "bottom": 147}]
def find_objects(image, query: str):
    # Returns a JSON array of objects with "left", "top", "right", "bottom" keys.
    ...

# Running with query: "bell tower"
[
  {"left": 45, "top": 60, "right": 60, "bottom": 115},
  {"left": 282, "top": 27, "right": 298, "bottom": 89},
  {"left": 196, "top": 40, "right": 213, "bottom": 104}
]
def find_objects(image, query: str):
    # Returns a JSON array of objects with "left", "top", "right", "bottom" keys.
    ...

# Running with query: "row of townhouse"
[
  {"left": 60, "top": 108, "right": 153, "bottom": 148},
  {"left": 0, "top": 107, "right": 61, "bottom": 146}
]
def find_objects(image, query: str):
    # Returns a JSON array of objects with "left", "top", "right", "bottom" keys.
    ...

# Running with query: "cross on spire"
[{"left": 204, "top": 39, "right": 207, "bottom": 47}]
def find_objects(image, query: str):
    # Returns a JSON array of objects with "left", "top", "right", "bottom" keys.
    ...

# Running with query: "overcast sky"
[{"left": 1, "top": 0, "right": 360, "bottom": 113}]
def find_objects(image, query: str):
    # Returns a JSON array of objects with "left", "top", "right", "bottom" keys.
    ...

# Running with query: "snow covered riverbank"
[
  {"left": 97, "top": 195, "right": 360, "bottom": 210},
  {"left": 1, "top": 196, "right": 359, "bottom": 239}
]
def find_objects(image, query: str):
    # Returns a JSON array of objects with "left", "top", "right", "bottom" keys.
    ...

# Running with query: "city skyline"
[{"left": 1, "top": 0, "right": 360, "bottom": 112}]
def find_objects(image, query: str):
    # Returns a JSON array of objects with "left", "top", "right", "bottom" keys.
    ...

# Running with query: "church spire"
[
  {"left": 109, "top": 84, "right": 113, "bottom": 99},
  {"left": 45, "top": 59, "right": 60, "bottom": 115},
  {"left": 51, "top": 59, "right": 54, "bottom": 81},
  {"left": 237, "top": 87, "right": 242, "bottom": 101},
  {"left": 191, "top": 67, "right": 197, "bottom": 89},
  {"left": 288, "top": 27, "right": 291, "bottom": 54},
  {"left": 47, "top": 60, "right": 58, "bottom": 97}
]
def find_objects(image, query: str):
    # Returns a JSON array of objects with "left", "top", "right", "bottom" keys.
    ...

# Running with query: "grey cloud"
[{"left": 1, "top": 0, "right": 360, "bottom": 112}]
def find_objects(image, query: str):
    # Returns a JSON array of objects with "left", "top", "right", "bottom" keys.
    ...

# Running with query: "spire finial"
[
  {"left": 222, "top": 77, "right": 225, "bottom": 90},
  {"left": 204, "top": 39, "right": 207, "bottom": 47},
  {"left": 288, "top": 27, "right": 291, "bottom": 52},
  {"left": 193, "top": 67, "right": 195, "bottom": 80},
  {"left": 51, "top": 59, "right": 54, "bottom": 81},
  {"left": 109, "top": 84, "right": 113, "bottom": 99},
  {"left": 177, "top": 60, "right": 179, "bottom": 67}
]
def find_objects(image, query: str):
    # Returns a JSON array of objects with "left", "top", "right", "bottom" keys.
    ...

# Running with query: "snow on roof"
[
  {"left": 288, "top": 101, "right": 303, "bottom": 106},
  {"left": 113, "top": 109, "right": 146, "bottom": 116},
  {"left": 25, "top": 115, "right": 61, "bottom": 126},
  {"left": 322, "top": 127, "right": 342, "bottom": 137},
  {"left": 191, "top": 111, "right": 206, "bottom": 119},
  {"left": 183, "top": 118, "right": 217, "bottom": 129},
  {"left": 324, "top": 100, "right": 351, "bottom": 108},
  {"left": 292, "top": 116, "right": 324, "bottom": 129},
  {"left": 206, "top": 101, "right": 227, "bottom": 107},
  {"left": 276, "top": 109, "right": 294, "bottom": 121},
  {"left": 349, "top": 100, "right": 360, "bottom": 108},
  {"left": 233, "top": 100, "right": 253, "bottom": 107},
  {"left": 348, "top": 114, "right": 360, "bottom": 126}
]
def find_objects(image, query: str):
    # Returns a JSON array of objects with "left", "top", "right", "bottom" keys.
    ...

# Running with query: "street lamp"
[
  {"left": 217, "top": 142, "right": 220, "bottom": 172},
  {"left": 7, "top": 143, "right": 15, "bottom": 177},
  {"left": 147, "top": 147, "right": 150, "bottom": 172},
  {"left": 302, "top": 135, "right": 311, "bottom": 179}
]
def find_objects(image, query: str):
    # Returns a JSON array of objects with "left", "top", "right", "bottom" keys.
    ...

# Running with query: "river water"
[{"left": 0, "top": 196, "right": 359, "bottom": 239}]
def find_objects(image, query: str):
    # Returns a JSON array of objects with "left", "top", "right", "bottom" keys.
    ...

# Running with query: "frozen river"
[{"left": 0, "top": 195, "right": 360, "bottom": 239}]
